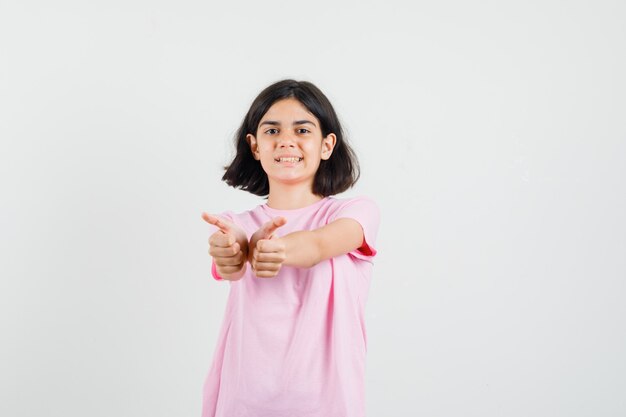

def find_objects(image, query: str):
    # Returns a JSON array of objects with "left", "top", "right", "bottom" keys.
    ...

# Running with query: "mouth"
[{"left": 274, "top": 157, "right": 303, "bottom": 163}]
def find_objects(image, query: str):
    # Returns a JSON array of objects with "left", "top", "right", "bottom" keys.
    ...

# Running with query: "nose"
[{"left": 277, "top": 133, "right": 296, "bottom": 147}]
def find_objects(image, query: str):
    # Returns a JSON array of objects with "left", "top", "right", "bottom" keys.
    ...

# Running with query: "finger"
[
  {"left": 202, "top": 213, "right": 232, "bottom": 234},
  {"left": 251, "top": 261, "right": 281, "bottom": 272},
  {"left": 254, "top": 270, "right": 278, "bottom": 278},
  {"left": 214, "top": 252, "right": 245, "bottom": 266},
  {"left": 209, "top": 231, "right": 236, "bottom": 247},
  {"left": 209, "top": 243, "right": 241, "bottom": 258},
  {"left": 253, "top": 251, "right": 286, "bottom": 263},
  {"left": 256, "top": 239, "right": 284, "bottom": 253},
  {"left": 261, "top": 216, "right": 287, "bottom": 238},
  {"left": 217, "top": 265, "right": 246, "bottom": 276}
]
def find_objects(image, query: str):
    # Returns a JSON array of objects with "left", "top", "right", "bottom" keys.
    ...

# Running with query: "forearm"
[{"left": 278, "top": 230, "right": 322, "bottom": 269}]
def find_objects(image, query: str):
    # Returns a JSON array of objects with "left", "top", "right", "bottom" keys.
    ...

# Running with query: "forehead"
[{"left": 260, "top": 98, "right": 318, "bottom": 123}]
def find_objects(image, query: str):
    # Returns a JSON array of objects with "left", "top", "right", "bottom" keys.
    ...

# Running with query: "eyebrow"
[{"left": 259, "top": 119, "right": 317, "bottom": 127}]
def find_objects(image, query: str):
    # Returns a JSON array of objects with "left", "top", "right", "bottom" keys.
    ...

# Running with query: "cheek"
[
  {"left": 258, "top": 141, "right": 275, "bottom": 152},
  {"left": 256, "top": 144, "right": 271, "bottom": 157}
]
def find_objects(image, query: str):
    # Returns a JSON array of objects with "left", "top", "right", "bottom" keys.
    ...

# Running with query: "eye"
[
  {"left": 265, "top": 128, "right": 279, "bottom": 135},
  {"left": 297, "top": 128, "right": 310, "bottom": 134}
]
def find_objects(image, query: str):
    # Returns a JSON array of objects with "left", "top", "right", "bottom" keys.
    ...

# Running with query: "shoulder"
[
  {"left": 218, "top": 199, "right": 267, "bottom": 219},
  {"left": 324, "top": 195, "right": 381, "bottom": 260},
  {"left": 325, "top": 195, "right": 380, "bottom": 219},
  {"left": 216, "top": 204, "right": 267, "bottom": 229}
]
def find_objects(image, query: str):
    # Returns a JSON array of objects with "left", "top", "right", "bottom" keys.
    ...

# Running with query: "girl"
[{"left": 201, "top": 79, "right": 380, "bottom": 417}]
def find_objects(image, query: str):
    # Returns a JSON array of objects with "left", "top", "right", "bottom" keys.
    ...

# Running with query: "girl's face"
[{"left": 246, "top": 98, "right": 336, "bottom": 192}]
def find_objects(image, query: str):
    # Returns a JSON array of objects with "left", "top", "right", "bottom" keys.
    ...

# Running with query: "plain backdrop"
[{"left": 1, "top": 0, "right": 625, "bottom": 416}]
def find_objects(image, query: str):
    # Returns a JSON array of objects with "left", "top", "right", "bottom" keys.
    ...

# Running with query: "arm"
[
  {"left": 281, "top": 218, "right": 364, "bottom": 268},
  {"left": 250, "top": 218, "right": 364, "bottom": 277}
]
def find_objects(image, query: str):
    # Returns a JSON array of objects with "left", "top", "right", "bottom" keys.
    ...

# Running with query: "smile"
[{"left": 275, "top": 157, "right": 303, "bottom": 163}]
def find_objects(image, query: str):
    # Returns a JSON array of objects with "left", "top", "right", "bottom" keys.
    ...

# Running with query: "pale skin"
[{"left": 201, "top": 98, "right": 365, "bottom": 280}]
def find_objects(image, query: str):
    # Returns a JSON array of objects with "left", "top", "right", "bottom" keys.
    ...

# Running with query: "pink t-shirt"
[{"left": 202, "top": 196, "right": 380, "bottom": 417}]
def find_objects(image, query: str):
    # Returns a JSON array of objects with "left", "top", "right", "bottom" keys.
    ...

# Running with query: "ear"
[
  {"left": 320, "top": 133, "right": 337, "bottom": 160},
  {"left": 246, "top": 133, "right": 260, "bottom": 160}
]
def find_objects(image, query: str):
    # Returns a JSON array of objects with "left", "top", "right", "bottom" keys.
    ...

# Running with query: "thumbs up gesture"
[
  {"left": 202, "top": 213, "right": 248, "bottom": 281},
  {"left": 249, "top": 217, "right": 288, "bottom": 278}
]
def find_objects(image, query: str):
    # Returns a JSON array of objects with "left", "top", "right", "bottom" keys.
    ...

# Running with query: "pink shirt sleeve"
[
  {"left": 329, "top": 196, "right": 381, "bottom": 262},
  {"left": 211, "top": 260, "right": 223, "bottom": 281}
]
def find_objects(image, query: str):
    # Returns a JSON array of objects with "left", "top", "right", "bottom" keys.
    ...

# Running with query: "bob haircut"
[{"left": 222, "top": 79, "right": 360, "bottom": 197}]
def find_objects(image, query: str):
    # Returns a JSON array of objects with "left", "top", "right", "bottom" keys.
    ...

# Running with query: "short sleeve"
[
  {"left": 205, "top": 211, "right": 237, "bottom": 281},
  {"left": 328, "top": 196, "right": 381, "bottom": 262}
]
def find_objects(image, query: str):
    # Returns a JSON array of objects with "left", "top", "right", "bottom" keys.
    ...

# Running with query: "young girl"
[{"left": 201, "top": 79, "right": 380, "bottom": 417}]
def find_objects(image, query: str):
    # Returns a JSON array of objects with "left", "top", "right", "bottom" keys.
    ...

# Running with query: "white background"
[{"left": 1, "top": 0, "right": 625, "bottom": 416}]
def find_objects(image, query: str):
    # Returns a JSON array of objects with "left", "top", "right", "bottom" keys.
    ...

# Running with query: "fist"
[
  {"left": 249, "top": 216, "right": 287, "bottom": 278},
  {"left": 202, "top": 213, "right": 247, "bottom": 280},
  {"left": 251, "top": 238, "right": 287, "bottom": 278}
]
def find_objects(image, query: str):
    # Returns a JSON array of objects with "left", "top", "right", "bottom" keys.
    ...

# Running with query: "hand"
[
  {"left": 202, "top": 213, "right": 248, "bottom": 280},
  {"left": 249, "top": 217, "right": 287, "bottom": 278}
]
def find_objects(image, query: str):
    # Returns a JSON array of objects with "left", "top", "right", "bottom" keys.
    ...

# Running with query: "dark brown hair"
[{"left": 222, "top": 79, "right": 360, "bottom": 197}]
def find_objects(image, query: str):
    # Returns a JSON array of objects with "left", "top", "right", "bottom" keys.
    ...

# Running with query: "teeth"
[{"left": 277, "top": 157, "right": 302, "bottom": 163}]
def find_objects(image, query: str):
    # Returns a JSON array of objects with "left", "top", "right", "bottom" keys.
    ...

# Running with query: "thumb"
[
  {"left": 201, "top": 212, "right": 232, "bottom": 234},
  {"left": 262, "top": 216, "right": 287, "bottom": 239}
]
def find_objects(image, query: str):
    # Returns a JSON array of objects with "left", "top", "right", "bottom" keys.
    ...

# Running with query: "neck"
[{"left": 266, "top": 182, "right": 323, "bottom": 210}]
